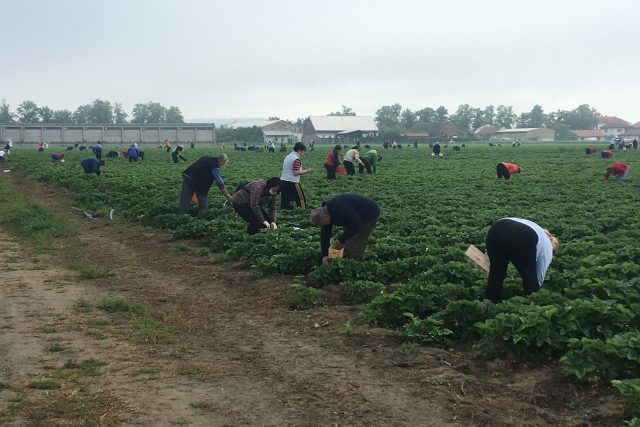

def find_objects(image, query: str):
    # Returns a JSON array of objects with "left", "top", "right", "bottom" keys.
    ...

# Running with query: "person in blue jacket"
[
  {"left": 127, "top": 143, "right": 140, "bottom": 162},
  {"left": 310, "top": 194, "right": 380, "bottom": 263},
  {"left": 80, "top": 157, "right": 105, "bottom": 176},
  {"left": 92, "top": 142, "right": 103, "bottom": 159}
]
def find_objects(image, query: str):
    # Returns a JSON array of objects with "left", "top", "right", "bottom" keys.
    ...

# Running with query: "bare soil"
[{"left": 0, "top": 174, "right": 622, "bottom": 426}]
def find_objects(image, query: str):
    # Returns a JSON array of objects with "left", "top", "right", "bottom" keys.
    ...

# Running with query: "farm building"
[
  {"left": 473, "top": 125, "right": 503, "bottom": 140},
  {"left": 623, "top": 127, "right": 640, "bottom": 139},
  {"left": 262, "top": 120, "right": 302, "bottom": 144},
  {"left": 597, "top": 115, "right": 630, "bottom": 129},
  {"left": 0, "top": 123, "right": 216, "bottom": 145},
  {"left": 302, "top": 116, "right": 378, "bottom": 144},
  {"left": 600, "top": 122, "right": 632, "bottom": 137},
  {"left": 494, "top": 127, "right": 555, "bottom": 141},
  {"left": 574, "top": 129, "right": 606, "bottom": 141},
  {"left": 403, "top": 121, "right": 461, "bottom": 138}
]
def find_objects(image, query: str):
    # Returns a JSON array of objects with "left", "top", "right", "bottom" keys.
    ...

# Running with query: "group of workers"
[{"left": 323, "top": 145, "right": 382, "bottom": 179}]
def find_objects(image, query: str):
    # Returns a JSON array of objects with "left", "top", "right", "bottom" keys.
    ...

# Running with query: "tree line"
[{"left": 0, "top": 99, "right": 185, "bottom": 125}]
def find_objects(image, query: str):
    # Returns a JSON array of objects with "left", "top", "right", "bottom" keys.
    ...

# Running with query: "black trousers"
[
  {"left": 485, "top": 219, "right": 539, "bottom": 303},
  {"left": 280, "top": 180, "right": 306, "bottom": 209},
  {"left": 344, "top": 160, "right": 355, "bottom": 176},
  {"left": 325, "top": 163, "right": 336, "bottom": 180},
  {"left": 233, "top": 203, "right": 273, "bottom": 235},
  {"left": 358, "top": 158, "right": 372, "bottom": 174},
  {"left": 496, "top": 163, "right": 511, "bottom": 179}
]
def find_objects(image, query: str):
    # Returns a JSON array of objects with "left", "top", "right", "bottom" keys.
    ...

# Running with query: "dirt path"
[{"left": 0, "top": 174, "right": 620, "bottom": 426}]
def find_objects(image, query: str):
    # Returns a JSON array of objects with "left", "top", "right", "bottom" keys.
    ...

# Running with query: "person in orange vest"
[
  {"left": 604, "top": 162, "right": 629, "bottom": 181},
  {"left": 496, "top": 162, "right": 521, "bottom": 180}
]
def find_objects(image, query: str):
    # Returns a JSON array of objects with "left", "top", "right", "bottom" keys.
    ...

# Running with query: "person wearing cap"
[
  {"left": 496, "top": 162, "right": 521, "bottom": 180},
  {"left": 80, "top": 157, "right": 105, "bottom": 176},
  {"left": 310, "top": 194, "right": 380, "bottom": 263},
  {"left": 91, "top": 141, "right": 103, "bottom": 159},
  {"left": 171, "top": 145, "right": 187, "bottom": 163},
  {"left": 604, "top": 162, "right": 629, "bottom": 181},
  {"left": 359, "top": 149, "right": 381, "bottom": 174},
  {"left": 232, "top": 177, "right": 280, "bottom": 234},
  {"left": 127, "top": 143, "right": 140, "bottom": 162},
  {"left": 280, "top": 142, "right": 312, "bottom": 209},
  {"left": 178, "top": 153, "right": 232, "bottom": 214},
  {"left": 343, "top": 146, "right": 364, "bottom": 176},
  {"left": 484, "top": 217, "right": 559, "bottom": 303},
  {"left": 324, "top": 144, "right": 342, "bottom": 180}
]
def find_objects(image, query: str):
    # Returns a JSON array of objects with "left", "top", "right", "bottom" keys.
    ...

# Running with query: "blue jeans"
[{"left": 178, "top": 175, "right": 208, "bottom": 214}]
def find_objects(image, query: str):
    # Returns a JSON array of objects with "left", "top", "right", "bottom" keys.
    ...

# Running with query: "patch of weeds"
[
  {"left": 194, "top": 247, "right": 212, "bottom": 257},
  {"left": 29, "top": 379, "right": 60, "bottom": 390},
  {"left": 63, "top": 359, "right": 106, "bottom": 377},
  {"left": 88, "top": 319, "right": 109, "bottom": 326},
  {"left": 172, "top": 243, "right": 191, "bottom": 252},
  {"left": 397, "top": 341, "right": 420, "bottom": 357},
  {"left": 47, "top": 343, "right": 65, "bottom": 352},
  {"left": 97, "top": 298, "right": 144, "bottom": 314},
  {"left": 136, "top": 318, "right": 176, "bottom": 344},
  {"left": 190, "top": 401, "right": 211, "bottom": 409},
  {"left": 0, "top": 381, "right": 6, "bottom": 390},
  {"left": 75, "top": 265, "right": 114, "bottom": 279},
  {"left": 280, "top": 284, "right": 326, "bottom": 310},
  {"left": 340, "top": 321, "right": 353, "bottom": 335},
  {"left": 137, "top": 366, "right": 161, "bottom": 375}
]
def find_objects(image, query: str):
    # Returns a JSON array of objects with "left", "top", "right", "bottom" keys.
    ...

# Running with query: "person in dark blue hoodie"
[
  {"left": 92, "top": 142, "right": 103, "bottom": 159},
  {"left": 80, "top": 157, "right": 105, "bottom": 176},
  {"left": 127, "top": 143, "right": 140, "bottom": 162},
  {"left": 310, "top": 194, "right": 380, "bottom": 263}
]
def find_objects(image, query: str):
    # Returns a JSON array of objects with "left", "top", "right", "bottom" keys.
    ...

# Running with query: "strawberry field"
[{"left": 6, "top": 142, "right": 640, "bottom": 420}]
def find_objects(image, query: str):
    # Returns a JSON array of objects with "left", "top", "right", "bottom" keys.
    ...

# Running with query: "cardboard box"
[{"left": 465, "top": 245, "right": 490, "bottom": 277}]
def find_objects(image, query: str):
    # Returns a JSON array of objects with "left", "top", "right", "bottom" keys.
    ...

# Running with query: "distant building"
[
  {"left": 574, "top": 129, "right": 606, "bottom": 141},
  {"left": 600, "top": 122, "right": 632, "bottom": 138},
  {"left": 403, "top": 121, "right": 461, "bottom": 138},
  {"left": 494, "top": 127, "right": 555, "bottom": 141},
  {"left": 597, "top": 116, "right": 630, "bottom": 129},
  {"left": 262, "top": 120, "right": 302, "bottom": 144},
  {"left": 302, "top": 116, "right": 378, "bottom": 144},
  {"left": 623, "top": 127, "right": 640, "bottom": 139},
  {"left": 632, "top": 121, "right": 640, "bottom": 128},
  {"left": 0, "top": 123, "right": 216, "bottom": 144},
  {"left": 473, "top": 125, "right": 503, "bottom": 140}
]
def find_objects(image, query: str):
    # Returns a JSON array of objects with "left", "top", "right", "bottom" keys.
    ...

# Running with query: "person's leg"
[
  {"left": 509, "top": 225, "right": 540, "bottom": 296},
  {"left": 293, "top": 183, "right": 306, "bottom": 208},
  {"left": 365, "top": 159, "right": 372, "bottom": 173},
  {"left": 233, "top": 202, "right": 263, "bottom": 234},
  {"left": 178, "top": 179, "right": 195, "bottom": 214},
  {"left": 280, "top": 181, "right": 293, "bottom": 209},
  {"left": 344, "top": 218, "right": 378, "bottom": 261},
  {"left": 496, "top": 163, "right": 508, "bottom": 179},
  {"left": 344, "top": 161, "right": 355, "bottom": 175},
  {"left": 196, "top": 192, "right": 208, "bottom": 209},
  {"left": 358, "top": 161, "right": 365, "bottom": 174},
  {"left": 485, "top": 219, "right": 511, "bottom": 303},
  {"left": 325, "top": 164, "right": 335, "bottom": 179},
  {"left": 619, "top": 167, "right": 630, "bottom": 181}
]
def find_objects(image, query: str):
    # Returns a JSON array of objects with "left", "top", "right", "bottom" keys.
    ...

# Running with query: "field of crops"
[{"left": 6, "top": 142, "right": 640, "bottom": 419}]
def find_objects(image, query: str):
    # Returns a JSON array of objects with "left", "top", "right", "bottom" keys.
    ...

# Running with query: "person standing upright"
[
  {"left": 92, "top": 141, "right": 103, "bottom": 159},
  {"left": 280, "top": 142, "right": 312, "bottom": 209},
  {"left": 324, "top": 144, "right": 342, "bottom": 179}
]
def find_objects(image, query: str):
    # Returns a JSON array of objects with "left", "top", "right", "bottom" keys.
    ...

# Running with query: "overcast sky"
[{"left": 3, "top": 0, "right": 640, "bottom": 123}]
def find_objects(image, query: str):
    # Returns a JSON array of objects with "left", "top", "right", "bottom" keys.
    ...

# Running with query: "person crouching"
[
  {"left": 232, "top": 177, "right": 280, "bottom": 234},
  {"left": 496, "top": 162, "right": 521, "bottom": 180}
]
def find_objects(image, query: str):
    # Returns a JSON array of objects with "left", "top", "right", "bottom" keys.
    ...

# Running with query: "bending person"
[
  {"left": 604, "top": 162, "right": 629, "bottom": 181},
  {"left": 179, "top": 153, "right": 232, "bottom": 214},
  {"left": 232, "top": 177, "right": 280, "bottom": 234},
  {"left": 496, "top": 162, "right": 521, "bottom": 180}
]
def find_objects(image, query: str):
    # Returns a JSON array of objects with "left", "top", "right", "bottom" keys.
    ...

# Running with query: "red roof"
[
  {"left": 598, "top": 116, "right": 630, "bottom": 126},
  {"left": 632, "top": 121, "right": 640, "bottom": 128}
]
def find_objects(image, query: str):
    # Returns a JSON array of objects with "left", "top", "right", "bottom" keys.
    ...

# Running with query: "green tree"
[
  {"left": 16, "top": 100, "right": 41, "bottom": 123},
  {"left": 0, "top": 99, "right": 15, "bottom": 123},
  {"left": 165, "top": 106, "right": 184, "bottom": 123},
  {"left": 52, "top": 109, "right": 74, "bottom": 123},
  {"left": 113, "top": 102, "right": 128, "bottom": 124},
  {"left": 482, "top": 105, "right": 495, "bottom": 126},
  {"left": 401, "top": 108, "right": 417, "bottom": 129},
  {"left": 435, "top": 106, "right": 448, "bottom": 123},
  {"left": 451, "top": 104, "right": 474, "bottom": 131},
  {"left": 416, "top": 107, "right": 436, "bottom": 124},
  {"left": 73, "top": 104, "right": 93, "bottom": 123},
  {"left": 558, "top": 104, "right": 599, "bottom": 130},
  {"left": 529, "top": 104, "right": 547, "bottom": 128},
  {"left": 328, "top": 105, "right": 356, "bottom": 116},
  {"left": 516, "top": 112, "right": 530, "bottom": 128},
  {"left": 131, "top": 102, "right": 167, "bottom": 123},
  {"left": 553, "top": 122, "right": 577, "bottom": 140},
  {"left": 495, "top": 105, "right": 516, "bottom": 128},
  {"left": 38, "top": 106, "right": 55, "bottom": 123},
  {"left": 375, "top": 103, "right": 402, "bottom": 128},
  {"left": 89, "top": 99, "right": 113, "bottom": 123}
]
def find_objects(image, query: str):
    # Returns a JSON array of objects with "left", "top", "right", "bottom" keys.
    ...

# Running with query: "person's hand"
[
  {"left": 322, "top": 256, "right": 330, "bottom": 264},
  {"left": 270, "top": 222, "right": 277, "bottom": 230},
  {"left": 225, "top": 194, "right": 233, "bottom": 202},
  {"left": 305, "top": 168, "right": 313, "bottom": 174},
  {"left": 263, "top": 221, "right": 270, "bottom": 229}
]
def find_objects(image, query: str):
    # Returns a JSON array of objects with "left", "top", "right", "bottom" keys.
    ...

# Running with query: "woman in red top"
[
  {"left": 324, "top": 145, "right": 342, "bottom": 180},
  {"left": 496, "top": 162, "right": 521, "bottom": 180},
  {"left": 604, "top": 162, "right": 629, "bottom": 181}
]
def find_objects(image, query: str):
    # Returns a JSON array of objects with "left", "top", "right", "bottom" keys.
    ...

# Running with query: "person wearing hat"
[
  {"left": 280, "top": 142, "right": 312, "bottom": 209},
  {"left": 80, "top": 157, "right": 105, "bottom": 176},
  {"left": 171, "top": 145, "right": 187, "bottom": 163},
  {"left": 484, "top": 217, "right": 559, "bottom": 303},
  {"left": 324, "top": 144, "right": 342, "bottom": 180},
  {"left": 232, "top": 177, "right": 280, "bottom": 234},
  {"left": 178, "top": 153, "right": 232, "bottom": 214},
  {"left": 310, "top": 193, "right": 380, "bottom": 263},
  {"left": 496, "top": 162, "right": 521, "bottom": 179},
  {"left": 604, "top": 162, "right": 629, "bottom": 181}
]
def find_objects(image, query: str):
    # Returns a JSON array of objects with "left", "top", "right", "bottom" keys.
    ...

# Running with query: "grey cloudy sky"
[{"left": 3, "top": 0, "right": 640, "bottom": 122}]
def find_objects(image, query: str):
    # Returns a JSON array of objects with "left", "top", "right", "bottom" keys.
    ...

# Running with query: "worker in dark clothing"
[
  {"left": 178, "top": 153, "right": 232, "bottom": 214},
  {"left": 485, "top": 217, "right": 559, "bottom": 303},
  {"left": 80, "top": 157, "right": 105, "bottom": 176},
  {"left": 92, "top": 142, "right": 103, "bottom": 159},
  {"left": 171, "top": 145, "right": 187, "bottom": 163},
  {"left": 232, "top": 177, "right": 280, "bottom": 234},
  {"left": 51, "top": 152, "right": 65, "bottom": 161},
  {"left": 432, "top": 142, "right": 441, "bottom": 156},
  {"left": 106, "top": 150, "right": 120, "bottom": 158},
  {"left": 310, "top": 194, "right": 380, "bottom": 263},
  {"left": 127, "top": 143, "right": 140, "bottom": 162}
]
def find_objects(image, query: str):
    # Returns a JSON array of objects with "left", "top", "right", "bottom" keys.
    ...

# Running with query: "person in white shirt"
[
  {"left": 0, "top": 149, "right": 5, "bottom": 162},
  {"left": 280, "top": 142, "right": 312, "bottom": 209},
  {"left": 343, "top": 146, "right": 364, "bottom": 176},
  {"left": 485, "top": 217, "right": 559, "bottom": 303}
]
